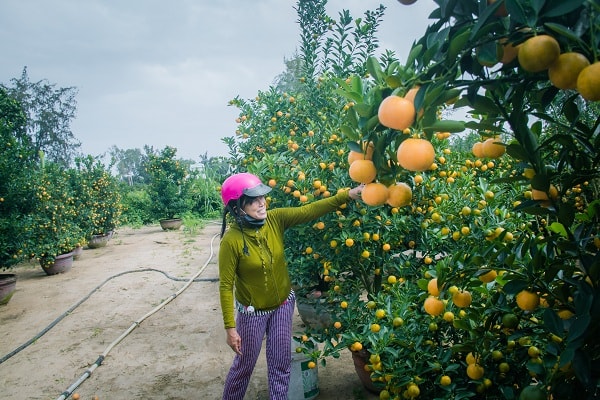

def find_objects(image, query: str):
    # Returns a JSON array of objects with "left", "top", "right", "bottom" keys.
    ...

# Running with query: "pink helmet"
[{"left": 221, "top": 173, "right": 272, "bottom": 205}]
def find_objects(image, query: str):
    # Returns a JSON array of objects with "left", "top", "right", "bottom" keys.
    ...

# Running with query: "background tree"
[
  {"left": 108, "top": 146, "right": 146, "bottom": 185},
  {"left": 1, "top": 67, "right": 80, "bottom": 166}
]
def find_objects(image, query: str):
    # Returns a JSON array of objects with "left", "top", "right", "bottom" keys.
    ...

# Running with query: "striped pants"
[{"left": 222, "top": 293, "right": 296, "bottom": 400}]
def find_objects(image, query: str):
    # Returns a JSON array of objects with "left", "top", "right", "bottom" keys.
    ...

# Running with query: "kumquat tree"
[{"left": 226, "top": 0, "right": 599, "bottom": 399}]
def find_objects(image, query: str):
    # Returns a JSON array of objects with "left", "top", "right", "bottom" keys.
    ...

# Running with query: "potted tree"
[
  {"left": 69, "top": 156, "right": 122, "bottom": 248},
  {"left": 0, "top": 87, "right": 35, "bottom": 302},
  {"left": 143, "top": 146, "right": 194, "bottom": 230},
  {"left": 26, "top": 158, "right": 84, "bottom": 274}
]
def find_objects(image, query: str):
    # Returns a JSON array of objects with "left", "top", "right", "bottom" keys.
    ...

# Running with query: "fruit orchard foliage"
[
  {"left": 227, "top": 0, "right": 599, "bottom": 399},
  {"left": 69, "top": 156, "right": 123, "bottom": 237},
  {"left": 26, "top": 160, "right": 87, "bottom": 266},
  {"left": 143, "top": 146, "right": 195, "bottom": 220},
  {"left": 0, "top": 88, "right": 36, "bottom": 268}
]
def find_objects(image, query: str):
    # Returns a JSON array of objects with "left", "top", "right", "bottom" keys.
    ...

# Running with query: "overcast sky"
[{"left": 0, "top": 0, "right": 436, "bottom": 162}]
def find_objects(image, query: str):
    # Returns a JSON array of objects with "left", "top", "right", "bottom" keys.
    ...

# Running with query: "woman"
[{"left": 218, "top": 172, "right": 363, "bottom": 399}]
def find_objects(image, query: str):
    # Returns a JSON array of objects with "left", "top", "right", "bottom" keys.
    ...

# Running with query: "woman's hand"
[
  {"left": 226, "top": 327, "right": 242, "bottom": 355},
  {"left": 349, "top": 184, "right": 365, "bottom": 200}
]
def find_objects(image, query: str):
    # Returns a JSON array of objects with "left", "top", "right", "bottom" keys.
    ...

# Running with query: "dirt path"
[{"left": 0, "top": 223, "right": 378, "bottom": 400}]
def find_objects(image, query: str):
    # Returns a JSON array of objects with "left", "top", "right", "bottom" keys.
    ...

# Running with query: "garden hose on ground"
[{"left": 0, "top": 230, "right": 221, "bottom": 400}]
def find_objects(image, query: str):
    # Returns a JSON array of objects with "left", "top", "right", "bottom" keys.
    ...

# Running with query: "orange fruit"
[
  {"left": 404, "top": 85, "right": 424, "bottom": 118},
  {"left": 549, "top": 52, "right": 590, "bottom": 90},
  {"left": 452, "top": 290, "right": 472, "bottom": 308},
  {"left": 361, "top": 182, "right": 389, "bottom": 206},
  {"left": 518, "top": 35, "right": 560, "bottom": 72},
  {"left": 466, "top": 363, "right": 485, "bottom": 380},
  {"left": 440, "top": 375, "right": 452, "bottom": 386},
  {"left": 472, "top": 141, "right": 485, "bottom": 158},
  {"left": 72, "top": 394, "right": 80, "bottom": 400},
  {"left": 500, "top": 38, "right": 519, "bottom": 64},
  {"left": 427, "top": 278, "right": 440, "bottom": 296},
  {"left": 488, "top": 0, "right": 508, "bottom": 17},
  {"left": 466, "top": 352, "right": 479, "bottom": 365},
  {"left": 531, "top": 184, "right": 558, "bottom": 201},
  {"left": 516, "top": 290, "right": 540, "bottom": 311},
  {"left": 397, "top": 138, "right": 435, "bottom": 171},
  {"left": 347, "top": 141, "right": 375, "bottom": 164},
  {"left": 386, "top": 182, "right": 412, "bottom": 207},
  {"left": 348, "top": 159, "right": 377, "bottom": 183},
  {"left": 576, "top": 62, "right": 600, "bottom": 101},
  {"left": 378, "top": 95, "right": 416, "bottom": 130},
  {"left": 478, "top": 269, "right": 497, "bottom": 283},
  {"left": 423, "top": 296, "right": 445, "bottom": 316},
  {"left": 482, "top": 137, "right": 505, "bottom": 158}
]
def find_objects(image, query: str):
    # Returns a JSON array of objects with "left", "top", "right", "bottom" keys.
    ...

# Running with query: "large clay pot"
[
  {"left": 72, "top": 246, "right": 83, "bottom": 260},
  {"left": 0, "top": 274, "right": 17, "bottom": 305},
  {"left": 351, "top": 349, "right": 382, "bottom": 394},
  {"left": 159, "top": 218, "right": 183, "bottom": 231},
  {"left": 296, "top": 298, "right": 332, "bottom": 329},
  {"left": 88, "top": 233, "right": 111, "bottom": 249},
  {"left": 41, "top": 252, "right": 74, "bottom": 275}
]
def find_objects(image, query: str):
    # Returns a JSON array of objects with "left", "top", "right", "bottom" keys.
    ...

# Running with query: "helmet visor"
[{"left": 243, "top": 183, "right": 272, "bottom": 198}]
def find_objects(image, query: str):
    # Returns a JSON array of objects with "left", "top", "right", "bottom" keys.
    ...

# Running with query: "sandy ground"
[{"left": 0, "top": 222, "right": 379, "bottom": 400}]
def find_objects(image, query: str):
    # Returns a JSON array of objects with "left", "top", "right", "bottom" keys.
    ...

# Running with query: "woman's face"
[{"left": 242, "top": 196, "right": 267, "bottom": 220}]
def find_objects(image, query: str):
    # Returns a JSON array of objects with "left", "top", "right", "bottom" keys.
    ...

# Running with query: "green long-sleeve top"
[{"left": 218, "top": 189, "right": 351, "bottom": 329}]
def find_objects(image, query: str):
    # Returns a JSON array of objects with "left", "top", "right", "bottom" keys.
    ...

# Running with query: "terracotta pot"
[
  {"left": 0, "top": 273, "right": 17, "bottom": 305},
  {"left": 41, "top": 252, "right": 74, "bottom": 275},
  {"left": 159, "top": 218, "right": 183, "bottom": 231},
  {"left": 88, "top": 233, "right": 111, "bottom": 249},
  {"left": 72, "top": 246, "right": 83, "bottom": 260},
  {"left": 296, "top": 298, "right": 332, "bottom": 329},
  {"left": 351, "top": 349, "right": 381, "bottom": 394}
]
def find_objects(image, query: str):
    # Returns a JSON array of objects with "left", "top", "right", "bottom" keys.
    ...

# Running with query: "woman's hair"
[{"left": 220, "top": 195, "right": 252, "bottom": 238}]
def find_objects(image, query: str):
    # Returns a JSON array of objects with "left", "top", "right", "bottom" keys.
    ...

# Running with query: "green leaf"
[
  {"left": 543, "top": 307, "right": 564, "bottom": 336},
  {"left": 505, "top": 0, "right": 528, "bottom": 25},
  {"left": 366, "top": 56, "right": 384, "bottom": 83},
  {"left": 423, "top": 120, "right": 465, "bottom": 134},
  {"left": 505, "top": 142, "right": 529, "bottom": 161},
  {"left": 385, "top": 75, "right": 403, "bottom": 89},
  {"left": 449, "top": 28, "right": 471, "bottom": 61},
  {"left": 542, "top": 0, "right": 585, "bottom": 18},
  {"left": 469, "top": 95, "right": 501, "bottom": 114},
  {"left": 548, "top": 222, "right": 567, "bottom": 237},
  {"left": 405, "top": 44, "right": 423, "bottom": 67},
  {"left": 567, "top": 315, "right": 590, "bottom": 343},
  {"left": 503, "top": 279, "right": 528, "bottom": 295},
  {"left": 365, "top": 115, "right": 380, "bottom": 132},
  {"left": 354, "top": 103, "right": 374, "bottom": 118},
  {"left": 544, "top": 23, "right": 582, "bottom": 43},
  {"left": 340, "top": 124, "right": 359, "bottom": 141}
]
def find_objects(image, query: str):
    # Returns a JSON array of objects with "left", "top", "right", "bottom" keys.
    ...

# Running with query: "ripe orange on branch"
[
  {"left": 517, "top": 34, "right": 560, "bottom": 72},
  {"left": 348, "top": 159, "right": 377, "bottom": 183},
  {"left": 549, "top": 52, "right": 590, "bottom": 90},
  {"left": 361, "top": 182, "right": 389, "bottom": 206},
  {"left": 397, "top": 137, "right": 435, "bottom": 171},
  {"left": 576, "top": 62, "right": 600, "bottom": 101},
  {"left": 516, "top": 290, "right": 540, "bottom": 311},
  {"left": 482, "top": 137, "right": 505, "bottom": 158},
  {"left": 386, "top": 182, "right": 412, "bottom": 207},
  {"left": 378, "top": 95, "right": 416, "bottom": 130},
  {"left": 424, "top": 296, "right": 445, "bottom": 316}
]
